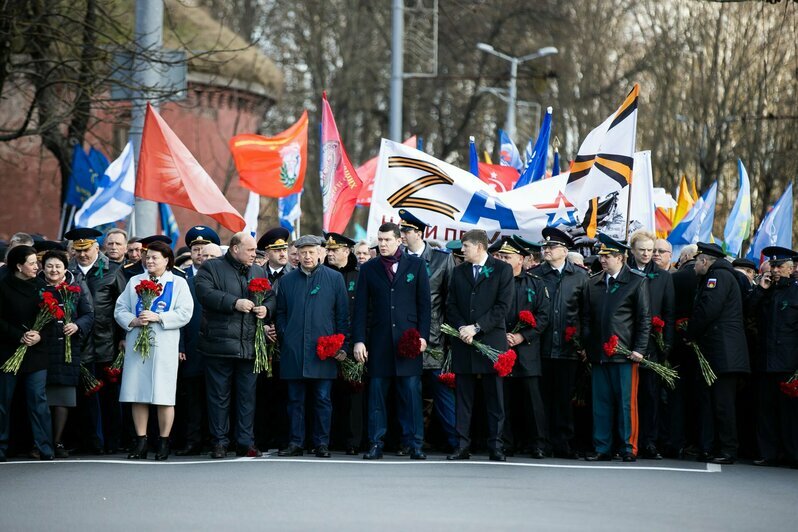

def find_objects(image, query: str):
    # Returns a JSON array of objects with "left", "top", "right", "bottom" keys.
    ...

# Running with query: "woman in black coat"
[
  {"left": 39, "top": 250, "right": 94, "bottom": 458},
  {"left": 0, "top": 245, "right": 54, "bottom": 461}
]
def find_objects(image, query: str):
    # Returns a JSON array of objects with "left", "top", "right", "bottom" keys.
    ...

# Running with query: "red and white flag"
[
  {"left": 320, "top": 92, "right": 363, "bottom": 233},
  {"left": 136, "top": 103, "right": 246, "bottom": 232}
]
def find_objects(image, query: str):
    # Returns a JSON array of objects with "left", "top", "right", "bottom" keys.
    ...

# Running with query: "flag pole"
[
  {"left": 625, "top": 175, "right": 634, "bottom": 240},
  {"left": 57, "top": 203, "right": 68, "bottom": 239}
]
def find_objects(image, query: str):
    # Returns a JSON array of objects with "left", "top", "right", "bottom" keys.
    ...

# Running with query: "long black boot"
[
  {"left": 127, "top": 436, "right": 148, "bottom": 460},
  {"left": 155, "top": 437, "right": 170, "bottom": 461}
]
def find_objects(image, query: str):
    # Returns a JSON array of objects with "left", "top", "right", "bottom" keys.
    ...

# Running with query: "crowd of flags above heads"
[{"left": 62, "top": 85, "right": 791, "bottom": 265}]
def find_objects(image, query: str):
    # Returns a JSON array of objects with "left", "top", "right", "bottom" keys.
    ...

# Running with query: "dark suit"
[
  {"left": 446, "top": 255, "right": 513, "bottom": 452},
  {"left": 174, "top": 277, "right": 206, "bottom": 451},
  {"left": 352, "top": 253, "right": 431, "bottom": 451}
]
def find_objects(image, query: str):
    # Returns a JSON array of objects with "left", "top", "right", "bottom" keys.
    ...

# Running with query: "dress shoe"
[
  {"left": 127, "top": 436, "right": 148, "bottom": 460},
  {"left": 447, "top": 447, "right": 471, "bottom": 460},
  {"left": 489, "top": 450, "right": 507, "bottom": 462},
  {"left": 315, "top": 446, "right": 331, "bottom": 458},
  {"left": 640, "top": 445, "right": 662, "bottom": 460},
  {"left": 622, "top": 453, "right": 636, "bottom": 463},
  {"left": 363, "top": 445, "right": 383, "bottom": 460},
  {"left": 176, "top": 444, "right": 202, "bottom": 456},
  {"left": 28, "top": 448, "right": 40, "bottom": 460},
  {"left": 345, "top": 446, "right": 358, "bottom": 456},
  {"left": 529, "top": 448, "right": 545, "bottom": 460},
  {"left": 502, "top": 448, "right": 515, "bottom": 457},
  {"left": 211, "top": 444, "right": 227, "bottom": 459},
  {"left": 409, "top": 448, "right": 427, "bottom": 460},
  {"left": 155, "top": 437, "right": 171, "bottom": 461},
  {"left": 395, "top": 445, "right": 410, "bottom": 457},
  {"left": 55, "top": 442, "right": 69, "bottom": 459},
  {"left": 697, "top": 451, "right": 713, "bottom": 462},
  {"left": 710, "top": 454, "right": 734, "bottom": 465},
  {"left": 237, "top": 445, "right": 262, "bottom": 458},
  {"left": 585, "top": 452, "right": 611, "bottom": 462},
  {"left": 753, "top": 458, "right": 778, "bottom": 467},
  {"left": 40, "top": 454, "right": 54, "bottom": 461},
  {"left": 277, "top": 444, "right": 303, "bottom": 457}
]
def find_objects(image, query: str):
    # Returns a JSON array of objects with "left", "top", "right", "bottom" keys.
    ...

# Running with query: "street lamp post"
[{"left": 476, "top": 43, "right": 558, "bottom": 142}]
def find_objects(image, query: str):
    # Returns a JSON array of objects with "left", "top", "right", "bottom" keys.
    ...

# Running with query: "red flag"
[
  {"left": 356, "top": 136, "right": 416, "bottom": 206},
  {"left": 229, "top": 111, "right": 308, "bottom": 198},
  {"left": 478, "top": 163, "right": 520, "bottom": 193},
  {"left": 320, "top": 92, "right": 363, "bottom": 233},
  {"left": 136, "top": 103, "right": 246, "bottom": 232}
]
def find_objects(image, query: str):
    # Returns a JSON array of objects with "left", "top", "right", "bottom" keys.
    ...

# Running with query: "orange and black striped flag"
[{"left": 564, "top": 84, "right": 639, "bottom": 214}]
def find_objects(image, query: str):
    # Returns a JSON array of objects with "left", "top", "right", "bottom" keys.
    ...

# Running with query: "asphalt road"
[{"left": 1, "top": 453, "right": 796, "bottom": 531}]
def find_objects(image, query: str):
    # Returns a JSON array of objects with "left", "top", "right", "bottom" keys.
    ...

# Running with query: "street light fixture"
[{"left": 476, "top": 42, "right": 558, "bottom": 141}]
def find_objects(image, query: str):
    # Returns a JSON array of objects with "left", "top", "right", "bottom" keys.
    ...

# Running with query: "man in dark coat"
[
  {"left": 65, "top": 227, "right": 120, "bottom": 454},
  {"left": 195, "top": 233, "right": 275, "bottom": 458},
  {"left": 182, "top": 226, "right": 220, "bottom": 279},
  {"left": 628, "top": 230, "right": 675, "bottom": 460},
  {"left": 323, "top": 232, "right": 363, "bottom": 454},
  {"left": 748, "top": 247, "right": 798, "bottom": 468},
  {"left": 496, "top": 237, "right": 550, "bottom": 458},
  {"left": 688, "top": 242, "right": 750, "bottom": 464},
  {"left": 446, "top": 229, "right": 514, "bottom": 462},
  {"left": 530, "top": 227, "right": 589, "bottom": 458},
  {"left": 583, "top": 233, "right": 651, "bottom": 462},
  {"left": 399, "top": 209, "right": 458, "bottom": 452},
  {"left": 353, "top": 222, "right": 431, "bottom": 460},
  {"left": 276, "top": 235, "right": 349, "bottom": 458}
]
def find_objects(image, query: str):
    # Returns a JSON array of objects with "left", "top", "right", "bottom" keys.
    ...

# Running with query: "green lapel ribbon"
[
  {"left": 482, "top": 266, "right": 494, "bottom": 279},
  {"left": 348, "top": 280, "right": 355, "bottom": 292},
  {"left": 310, "top": 285, "right": 320, "bottom": 296},
  {"left": 781, "top": 300, "right": 789, "bottom": 311},
  {"left": 647, "top": 272, "right": 658, "bottom": 279},
  {"left": 406, "top": 273, "right": 415, "bottom": 283},
  {"left": 94, "top": 258, "right": 106, "bottom": 278},
  {"left": 526, "top": 288, "right": 534, "bottom": 303},
  {"left": 610, "top": 282, "right": 620, "bottom": 294}
]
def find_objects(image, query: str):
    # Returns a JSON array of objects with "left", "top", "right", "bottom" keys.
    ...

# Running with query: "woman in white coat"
[{"left": 114, "top": 240, "right": 193, "bottom": 460}]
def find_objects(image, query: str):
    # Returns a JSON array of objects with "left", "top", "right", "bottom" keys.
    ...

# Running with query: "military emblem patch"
[{"left": 706, "top": 278, "right": 717, "bottom": 289}]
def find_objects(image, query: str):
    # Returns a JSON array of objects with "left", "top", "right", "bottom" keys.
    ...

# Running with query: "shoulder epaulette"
[
  {"left": 123, "top": 262, "right": 137, "bottom": 269},
  {"left": 629, "top": 269, "right": 646, "bottom": 278},
  {"left": 432, "top": 247, "right": 451, "bottom": 255},
  {"left": 589, "top": 271, "right": 603, "bottom": 278}
]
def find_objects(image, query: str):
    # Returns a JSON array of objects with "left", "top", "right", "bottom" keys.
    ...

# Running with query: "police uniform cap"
[
  {"left": 695, "top": 241, "right": 726, "bottom": 259},
  {"left": 446, "top": 239, "right": 464, "bottom": 257},
  {"left": 323, "top": 232, "right": 356, "bottom": 250},
  {"left": 512, "top": 235, "right": 541, "bottom": 254},
  {"left": 139, "top": 235, "right": 173, "bottom": 250},
  {"left": 540, "top": 227, "right": 575, "bottom": 249},
  {"left": 294, "top": 234, "right": 324, "bottom": 248},
  {"left": 596, "top": 233, "right": 630, "bottom": 255},
  {"left": 761, "top": 246, "right": 796, "bottom": 265},
  {"left": 496, "top": 237, "right": 528, "bottom": 256},
  {"left": 487, "top": 239, "right": 504, "bottom": 254},
  {"left": 185, "top": 225, "right": 220, "bottom": 248},
  {"left": 398, "top": 209, "right": 428, "bottom": 233},
  {"left": 33, "top": 240, "right": 66, "bottom": 253},
  {"left": 64, "top": 227, "right": 102, "bottom": 251},
  {"left": 258, "top": 227, "right": 290, "bottom": 251},
  {"left": 731, "top": 258, "right": 757, "bottom": 271}
]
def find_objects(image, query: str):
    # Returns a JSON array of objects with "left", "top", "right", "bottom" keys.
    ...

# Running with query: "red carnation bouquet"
[
  {"left": 780, "top": 371, "right": 798, "bottom": 398},
  {"left": 56, "top": 282, "right": 82, "bottom": 364},
  {"left": 398, "top": 328, "right": 422, "bottom": 358},
  {"left": 603, "top": 334, "right": 679, "bottom": 389},
  {"left": 317, "top": 333, "right": 346, "bottom": 360},
  {"left": 511, "top": 310, "right": 537, "bottom": 333},
  {"left": 564, "top": 325, "right": 583, "bottom": 351},
  {"left": 675, "top": 318, "right": 717, "bottom": 386},
  {"left": 437, "top": 350, "right": 456, "bottom": 389},
  {"left": 651, "top": 316, "right": 666, "bottom": 353},
  {"left": 1, "top": 291, "right": 64, "bottom": 374},
  {"left": 248, "top": 278, "right": 273, "bottom": 374},
  {"left": 80, "top": 365, "right": 104, "bottom": 396},
  {"left": 133, "top": 279, "right": 162, "bottom": 360},
  {"left": 440, "top": 323, "right": 516, "bottom": 377},
  {"left": 104, "top": 350, "right": 124, "bottom": 383}
]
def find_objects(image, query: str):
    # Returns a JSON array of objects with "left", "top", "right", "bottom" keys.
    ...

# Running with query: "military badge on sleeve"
[{"left": 706, "top": 278, "right": 717, "bottom": 289}]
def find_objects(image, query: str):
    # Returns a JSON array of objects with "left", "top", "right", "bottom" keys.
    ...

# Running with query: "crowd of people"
[{"left": 0, "top": 212, "right": 795, "bottom": 468}]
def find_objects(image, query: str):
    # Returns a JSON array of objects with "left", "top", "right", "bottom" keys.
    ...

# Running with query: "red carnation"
[
  {"left": 397, "top": 328, "right": 422, "bottom": 358},
  {"left": 437, "top": 372, "right": 456, "bottom": 389},
  {"left": 493, "top": 349, "right": 517, "bottom": 377},
  {"left": 675, "top": 318, "right": 689, "bottom": 332},
  {"left": 518, "top": 310, "right": 537, "bottom": 328},
  {"left": 317, "top": 333, "right": 346, "bottom": 360},
  {"left": 248, "top": 278, "right": 273, "bottom": 293},
  {"left": 603, "top": 335, "right": 620, "bottom": 357},
  {"left": 652, "top": 316, "right": 665, "bottom": 333},
  {"left": 564, "top": 326, "right": 577, "bottom": 343}
]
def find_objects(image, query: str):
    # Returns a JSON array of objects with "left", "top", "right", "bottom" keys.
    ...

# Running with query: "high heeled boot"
[
  {"left": 155, "top": 437, "right": 170, "bottom": 461},
  {"left": 127, "top": 436, "right": 148, "bottom": 459}
]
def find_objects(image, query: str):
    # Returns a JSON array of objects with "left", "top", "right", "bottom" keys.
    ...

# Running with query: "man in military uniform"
[
  {"left": 531, "top": 227, "right": 589, "bottom": 459},
  {"left": 398, "top": 209, "right": 458, "bottom": 452},
  {"left": 323, "top": 232, "right": 363, "bottom": 454},
  {"left": 628, "top": 230, "right": 675, "bottom": 460},
  {"left": 583, "top": 233, "right": 650, "bottom": 462},
  {"left": 749, "top": 247, "right": 798, "bottom": 468},
  {"left": 688, "top": 242, "right": 750, "bottom": 464},
  {"left": 183, "top": 226, "right": 220, "bottom": 279},
  {"left": 64, "top": 227, "right": 121, "bottom": 453},
  {"left": 446, "top": 240, "right": 465, "bottom": 266},
  {"left": 496, "top": 237, "right": 550, "bottom": 458},
  {"left": 258, "top": 227, "right": 294, "bottom": 286}
]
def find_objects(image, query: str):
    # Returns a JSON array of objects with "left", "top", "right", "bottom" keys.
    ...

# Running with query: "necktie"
[
  {"left": 473, "top": 264, "right": 481, "bottom": 280},
  {"left": 606, "top": 276, "right": 612, "bottom": 291}
]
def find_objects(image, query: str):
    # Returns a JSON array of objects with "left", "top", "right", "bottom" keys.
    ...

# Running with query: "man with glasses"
[
  {"left": 651, "top": 239, "right": 674, "bottom": 271},
  {"left": 531, "top": 227, "right": 589, "bottom": 459},
  {"left": 688, "top": 242, "right": 750, "bottom": 464}
]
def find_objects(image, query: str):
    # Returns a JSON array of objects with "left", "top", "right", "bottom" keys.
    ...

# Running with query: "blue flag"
[
  {"left": 88, "top": 147, "right": 110, "bottom": 185},
  {"left": 498, "top": 129, "right": 523, "bottom": 171},
  {"left": 65, "top": 145, "right": 95, "bottom": 207},
  {"left": 745, "top": 183, "right": 793, "bottom": 265},
  {"left": 552, "top": 149, "right": 560, "bottom": 177},
  {"left": 279, "top": 192, "right": 302, "bottom": 233},
  {"left": 722, "top": 159, "right": 752, "bottom": 257},
  {"left": 74, "top": 142, "right": 136, "bottom": 228},
  {"left": 514, "top": 107, "right": 552, "bottom": 188},
  {"left": 468, "top": 136, "right": 479, "bottom": 177},
  {"left": 669, "top": 182, "right": 717, "bottom": 245},
  {"left": 524, "top": 139, "right": 534, "bottom": 169},
  {"left": 159, "top": 203, "right": 180, "bottom": 248}
]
